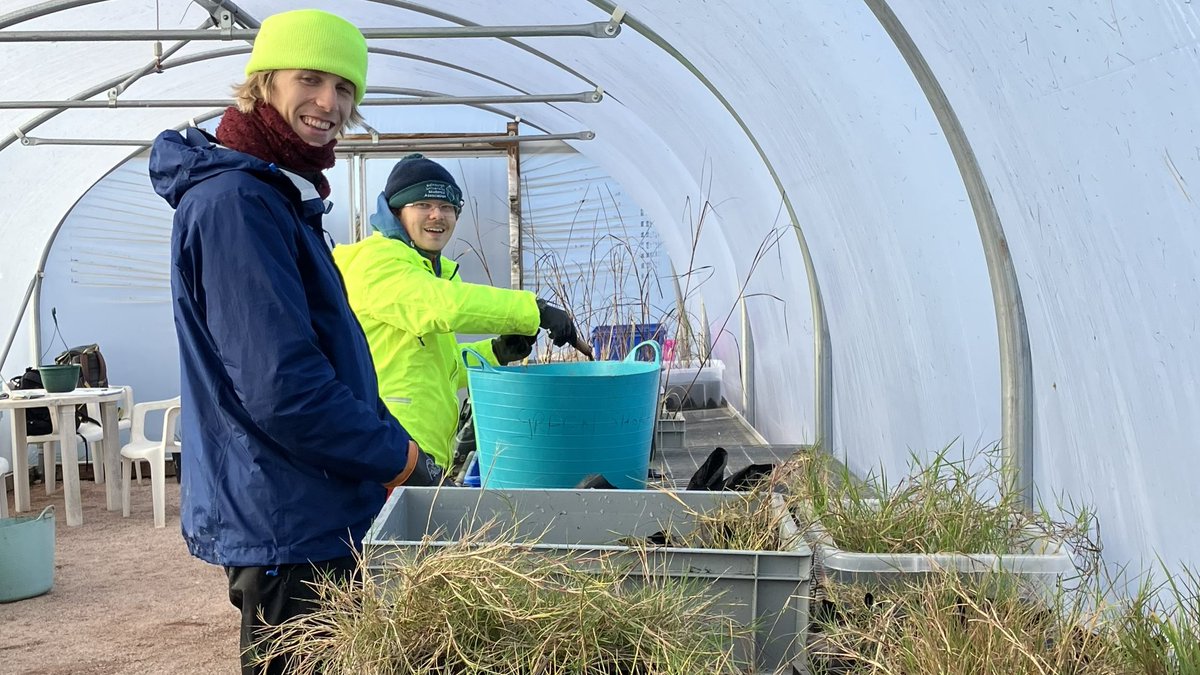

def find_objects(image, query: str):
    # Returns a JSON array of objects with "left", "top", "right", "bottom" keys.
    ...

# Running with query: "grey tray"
[{"left": 366, "top": 487, "right": 812, "bottom": 674}]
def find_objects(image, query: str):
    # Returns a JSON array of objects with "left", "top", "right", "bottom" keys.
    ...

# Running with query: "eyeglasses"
[{"left": 405, "top": 202, "right": 459, "bottom": 217}]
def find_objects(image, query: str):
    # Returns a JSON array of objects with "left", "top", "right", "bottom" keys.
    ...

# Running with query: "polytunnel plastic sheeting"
[
  {"left": 888, "top": 0, "right": 1200, "bottom": 574},
  {"left": 35, "top": 157, "right": 181, "bottom": 414},
  {"left": 614, "top": 1, "right": 1001, "bottom": 470},
  {"left": 3, "top": 0, "right": 1196, "bottom": 577},
  {"left": 1, "top": 0, "right": 994, "bottom": 482}
]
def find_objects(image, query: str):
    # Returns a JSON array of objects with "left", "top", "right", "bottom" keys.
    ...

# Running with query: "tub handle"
[
  {"left": 461, "top": 347, "right": 495, "bottom": 371},
  {"left": 37, "top": 505, "right": 55, "bottom": 520},
  {"left": 623, "top": 340, "right": 661, "bottom": 365}
]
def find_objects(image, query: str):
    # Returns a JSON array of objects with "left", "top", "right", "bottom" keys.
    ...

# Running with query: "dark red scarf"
[{"left": 215, "top": 103, "right": 335, "bottom": 199}]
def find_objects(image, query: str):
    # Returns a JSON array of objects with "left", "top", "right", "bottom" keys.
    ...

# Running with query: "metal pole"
[
  {"left": 110, "top": 19, "right": 214, "bottom": 98},
  {"left": 0, "top": 275, "right": 37, "bottom": 376},
  {"left": 506, "top": 121, "right": 523, "bottom": 290},
  {"left": 16, "top": 131, "right": 595, "bottom": 149},
  {"left": 0, "top": 47, "right": 246, "bottom": 154},
  {"left": 0, "top": 22, "right": 621, "bottom": 42},
  {"left": 0, "top": 41, "right": 569, "bottom": 153},
  {"left": 30, "top": 274, "right": 43, "bottom": 368},
  {"left": 0, "top": 90, "right": 604, "bottom": 110},
  {"left": 0, "top": 0, "right": 106, "bottom": 30},
  {"left": 365, "top": 0, "right": 608, "bottom": 90},
  {"left": 865, "top": 0, "right": 1035, "bottom": 508},
  {"left": 192, "top": 0, "right": 261, "bottom": 29},
  {"left": 356, "top": 154, "right": 369, "bottom": 242}
]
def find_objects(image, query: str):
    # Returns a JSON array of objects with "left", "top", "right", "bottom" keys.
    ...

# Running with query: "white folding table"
[{"left": 1, "top": 387, "right": 124, "bottom": 526}]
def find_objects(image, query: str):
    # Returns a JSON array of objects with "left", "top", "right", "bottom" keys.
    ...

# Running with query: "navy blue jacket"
[{"left": 149, "top": 127, "right": 410, "bottom": 567}]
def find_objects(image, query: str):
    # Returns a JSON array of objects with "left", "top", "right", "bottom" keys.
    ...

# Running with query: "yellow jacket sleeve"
[{"left": 341, "top": 235, "right": 540, "bottom": 337}]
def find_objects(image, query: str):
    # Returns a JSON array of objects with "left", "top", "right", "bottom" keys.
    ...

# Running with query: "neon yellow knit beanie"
[{"left": 245, "top": 9, "right": 368, "bottom": 104}]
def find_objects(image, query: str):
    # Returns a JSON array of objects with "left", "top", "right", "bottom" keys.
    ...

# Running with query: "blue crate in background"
[{"left": 591, "top": 323, "right": 667, "bottom": 361}]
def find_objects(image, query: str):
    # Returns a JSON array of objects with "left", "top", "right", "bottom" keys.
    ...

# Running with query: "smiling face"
[
  {"left": 268, "top": 69, "right": 355, "bottom": 146},
  {"left": 397, "top": 200, "right": 459, "bottom": 253}
]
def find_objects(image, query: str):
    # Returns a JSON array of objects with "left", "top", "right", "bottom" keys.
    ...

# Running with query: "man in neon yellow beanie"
[{"left": 150, "top": 9, "right": 445, "bottom": 675}]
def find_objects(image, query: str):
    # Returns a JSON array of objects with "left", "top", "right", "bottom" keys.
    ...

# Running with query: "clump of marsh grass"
[
  {"left": 251, "top": 535, "right": 751, "bottom": 675},
  {"left": 810, "top": 569, "right": 1134, "bottom": 675},
  {"left": 811, "top": 561, "right": 1200, "bottom": 675},
  {"left": 1109, "top": 562, "right": 1200, "bottom": 675},
  {"left": 779, "top": 444, "right": 1064, "bottom": 557},
  {"left": 668, "top": 486, "right": 793, "bottom": 552}
]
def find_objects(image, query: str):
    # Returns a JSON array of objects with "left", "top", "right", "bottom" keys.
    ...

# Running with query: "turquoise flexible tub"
[
  {"left": 0, "top": 505, "right": 56, "bottom": 603},
  {"left": 464, "top": 340, "right": 661, "bottom": 489}
]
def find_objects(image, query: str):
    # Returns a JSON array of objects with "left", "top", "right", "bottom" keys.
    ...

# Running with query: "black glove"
[
  {"left": 537, "top": 299, "right": 580, "bottom": 348},
  {"left": 387, "top": 440, "right": 450, "bottom": 488},
  {"left": 492, "top": 333, "right": 537, "bottom": 364},
  {"left": 576, "top": 473, "right": 618, "bottom": 490},
  {"left": 686, "top": 447, "right": 728, "bottom": 491},
  {"left": 722, "top": 463, "right": 775, "bottom": 491}
]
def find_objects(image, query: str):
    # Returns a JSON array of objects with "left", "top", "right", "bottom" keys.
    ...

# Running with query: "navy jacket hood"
[{"left": 150, "top": 128, "right": 267, "bottom": 208}]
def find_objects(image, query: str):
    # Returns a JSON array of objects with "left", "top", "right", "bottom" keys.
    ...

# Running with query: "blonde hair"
[{"left": 231, "top": 71, "right": 365, "bottom": 131}]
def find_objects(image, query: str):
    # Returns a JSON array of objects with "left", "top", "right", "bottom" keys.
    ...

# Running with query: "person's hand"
[
  {"left": 385, "top": 440, "right": 448, "bottom": 488},
  {"left": 537, "top": 299, "right": 580, "bottom": 348},
  {"left": 492, "top": 333, "right": 537, "bottom": 365}
]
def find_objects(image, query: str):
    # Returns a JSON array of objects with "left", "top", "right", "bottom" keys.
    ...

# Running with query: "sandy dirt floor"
[{"left": 1, "top": 476, "right": 239, "bottom": 674}]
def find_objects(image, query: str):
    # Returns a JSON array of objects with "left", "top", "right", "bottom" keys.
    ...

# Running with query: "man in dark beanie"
[
  {"left": 149, "top": 10, "right": 444, "bottom": 674},
  {"left": 334, "top": 153, "right": 587, "bottom": 472}
]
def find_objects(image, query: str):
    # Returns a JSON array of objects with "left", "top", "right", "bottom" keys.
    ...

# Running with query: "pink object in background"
[{"left": 662, "top": 339, "right": 676, "bottom": 363}]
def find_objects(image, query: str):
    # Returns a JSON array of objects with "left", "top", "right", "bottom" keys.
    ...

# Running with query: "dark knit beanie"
[{"left": 383, "top": 153, "right": 464, "bottom": 212}]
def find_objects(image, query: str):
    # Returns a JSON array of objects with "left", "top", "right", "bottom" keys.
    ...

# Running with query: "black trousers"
[{"left": 225, "top": 556, "right": 358, "bottom": 675}]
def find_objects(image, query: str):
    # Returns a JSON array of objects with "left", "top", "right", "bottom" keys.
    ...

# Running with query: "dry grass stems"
[
  {"left": 250, "top": 530, "right": 753, "bottom": 674},
  {"left": 810, "top": 563, "right": 1200, "bottom": 675},
  {"left": 522, "top": 183, "right": 667, "bottom": 363},
  {"left": 1109, "top": 562, "right": 1200, "bottom": 675},
  {"left": 519, "top": 171, "right": 789, "bottom": 371},
  {"left": 810, "top": 570, "right": 1131, "bottom": 675},
  {"left": 655, "top": 481, "right": 792, "bottom": 553},
  {"left": 776, "top": 445, "right": 1094, "bottom": 563},
  {"left": 780, "top": 445, "right": 1200, "bottom": 674}
]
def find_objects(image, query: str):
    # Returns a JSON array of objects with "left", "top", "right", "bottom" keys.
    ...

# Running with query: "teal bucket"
[
  {"left": 0, "top": 506, "right": 56, "bottom": 603},
  {"left": 464, "top": 340, "right": 662, "bottom": 489}
]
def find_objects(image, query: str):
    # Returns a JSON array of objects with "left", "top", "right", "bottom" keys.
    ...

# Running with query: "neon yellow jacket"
[{"left": 333, "top": 233, "right": 540, "bottom": 469}]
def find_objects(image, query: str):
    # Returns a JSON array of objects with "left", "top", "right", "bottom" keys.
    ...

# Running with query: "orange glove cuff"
[{"left": 385, "top": 440, "right": 420, "bottom": 489}]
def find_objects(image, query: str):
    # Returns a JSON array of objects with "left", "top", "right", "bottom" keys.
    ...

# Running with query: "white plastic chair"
[
  {"left": 31, "top": 424, "right": 61, "bottom": 496},
  {"left": 78, "top": 385, "right": 134, "bottom": 484},
  {"left": 120, "top": 396, "right": 181, "bottom": 528},
  {"left": 35, "top": 411, "right": 113, "bottom": 495},
  {"left": 0, "top": 455, "right": 9, "bottom": 518}
]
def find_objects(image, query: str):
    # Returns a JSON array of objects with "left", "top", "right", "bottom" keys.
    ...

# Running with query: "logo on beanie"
[
  {"left": 388, "top": 180, "right": 463, "bottom": 210},
  {"left": 422, "top": 183, "right": 454, "bottom": 201}
]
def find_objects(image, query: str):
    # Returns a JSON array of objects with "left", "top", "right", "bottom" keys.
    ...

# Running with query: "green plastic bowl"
[{"left": 38, "top": 364, "right": 80, "bottom": 393}]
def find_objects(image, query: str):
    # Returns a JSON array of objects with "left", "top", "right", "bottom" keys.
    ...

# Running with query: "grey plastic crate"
[
  {"left": 655, "top": 413, "right": 686, "bottom": 450},
  {"left": 366, "top": 488, "right": 812, "bottom": 675}
]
